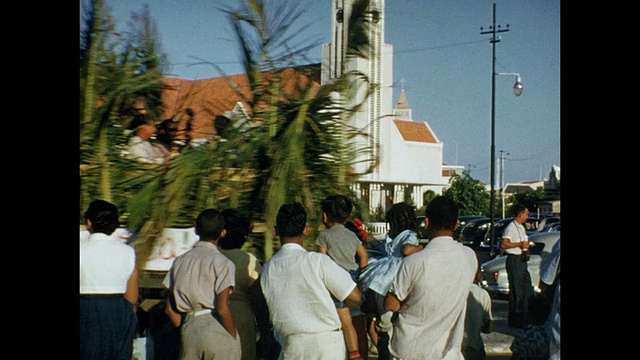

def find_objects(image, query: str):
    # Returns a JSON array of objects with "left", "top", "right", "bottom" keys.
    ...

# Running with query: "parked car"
[
  {"left": 478, "top": 217, "right": 513, "bottom": 251},
  {"left": 546, "top": 222, "right": 561, "bottom": 232},
  {"left": 480, "top": 231, "right": 560, "bottom": 297},
  {"left": 537, "top": 217, "right": 561, "bottom": 232},
  {"left": 459, "top": 217, "right": 492, "bottom": 249},
  {"left": 454, "top": 215, "right": 487, "bottom": 241},
  {"left": 416, "top": 215, "right": 485, "bottom": 243}
]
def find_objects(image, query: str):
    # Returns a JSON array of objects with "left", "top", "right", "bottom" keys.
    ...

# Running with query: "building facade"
[{"left": 321, "top": 0, "right": 449, "bottom": 213}]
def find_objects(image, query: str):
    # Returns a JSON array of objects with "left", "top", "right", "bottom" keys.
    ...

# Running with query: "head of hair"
[
  {"left": 156, "top": 119, "right": 176, "bottom": 144},
  {"left": 275, "top": 202, "right": 307, "bottom": 238},
  {"left": 322, "top": 194, "right": 353, "bottom": 223},
  {"left": 195, "top": 209, "right": 225, "bottom": 241},
  {"left": 84, "top": 199, "right": 120, "bottom": 235},
  {"left": 218, "top": 209, "right": 253, "bottom": 250},
  {"left": 386, "top": 202, "right": 421, "bottom": 239},
  {"left": 425, "top": 196, "right": 459, "bottom": 232},
  {"left": 510, "top": 204, "right": 528, "bottom": 217},
  {"left": 129, "top": 114, "right": 151, "bottom": 131}
]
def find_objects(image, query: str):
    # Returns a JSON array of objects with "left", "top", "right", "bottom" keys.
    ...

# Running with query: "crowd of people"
[{"left": 79, "top": 195, "right": 560, "bottom": 360}]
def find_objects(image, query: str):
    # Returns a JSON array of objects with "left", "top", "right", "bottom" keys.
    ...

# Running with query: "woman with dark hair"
[
  {"left": 219, "top": 209, "right": 278, "bottom": 360},
  {"left": 80, "top": 200, "right": 139, "bottom": 360},
  {"left": 358, "top": 202, "right": 424, "bottom": 359}
]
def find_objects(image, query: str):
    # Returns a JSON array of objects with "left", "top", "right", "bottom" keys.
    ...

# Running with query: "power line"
[{"left": 394, "top": 39, "right": 487, "bottom": 54}]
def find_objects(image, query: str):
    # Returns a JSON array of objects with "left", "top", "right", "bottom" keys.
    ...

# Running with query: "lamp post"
[{"left": 481, "top": 3, "right": 523, "bottom": 255}]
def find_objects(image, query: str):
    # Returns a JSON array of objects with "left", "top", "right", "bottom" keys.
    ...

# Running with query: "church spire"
[{"left": 394, "top": 80, "right": 412, "bottom": 120}]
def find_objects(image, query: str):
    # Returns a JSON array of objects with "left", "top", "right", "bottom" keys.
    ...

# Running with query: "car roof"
[{"left": 529, "top": 231, "right": 560, "bottom": 256}]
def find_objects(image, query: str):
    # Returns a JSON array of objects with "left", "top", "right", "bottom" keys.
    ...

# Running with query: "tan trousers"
[{"left": 179, "top": 311, "right": 241, "bottom": 360}]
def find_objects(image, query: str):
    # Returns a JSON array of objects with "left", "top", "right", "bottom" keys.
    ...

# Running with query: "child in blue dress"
[{"left": 359, "top": 202, "right": 423, "bottom": 359}]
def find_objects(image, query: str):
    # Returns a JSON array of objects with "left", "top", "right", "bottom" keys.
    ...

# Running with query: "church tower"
[
  {"left": 321, "top": 0, "right": 394, "bottom": 181},
  {"left": 394, "top": 81, "right": 413, "bottom": 121}
]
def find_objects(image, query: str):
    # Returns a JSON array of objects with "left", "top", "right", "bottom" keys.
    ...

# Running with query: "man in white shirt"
[
  {"left": 260, "top": 202, "right": 361, "bottom": 359},
  {"left": 125, "top": 115, "right": 167, "bottom": 165},
  {"left": 500, "top": 204, "right": 535, "bottom": 328},
  {"left": 385, "top": 196, "right": 477, "bottom": 360}
]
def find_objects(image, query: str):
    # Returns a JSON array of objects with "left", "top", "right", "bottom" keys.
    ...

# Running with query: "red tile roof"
[
  {"left": 393, "top": 119, "right": 438, "bottom": 143},
  {"left": 160, "top": 64, "right": 322, "bottom": 139}
]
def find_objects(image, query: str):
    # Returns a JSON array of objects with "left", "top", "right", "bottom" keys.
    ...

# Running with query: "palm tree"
[
  {"left": 119, "top": 0, "right": 379, "bottom": 267},
  {"left": 209, "top": 0, "right": 379, "bottom": 259},
  {"left": 80, "top": 0, "right": 168, "bottom": 219}
]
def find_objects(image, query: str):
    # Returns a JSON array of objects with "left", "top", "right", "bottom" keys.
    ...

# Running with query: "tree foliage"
[
  {"left": 79, "top": 0, "right": 379, "bottom": 267},
  {"left": 443, "top": 173, "right": 490, "bottom": 216}
]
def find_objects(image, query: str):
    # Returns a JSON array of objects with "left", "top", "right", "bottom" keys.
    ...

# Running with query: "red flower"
[{"left": 353, "top": 218, "right": 368, "bottom": 241}]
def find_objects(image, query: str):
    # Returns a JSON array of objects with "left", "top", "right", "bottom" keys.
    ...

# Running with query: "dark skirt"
[{"left": 79, "top": 295, "right": 137, "bottom": 360}]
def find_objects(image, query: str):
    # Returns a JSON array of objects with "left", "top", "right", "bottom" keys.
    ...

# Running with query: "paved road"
[{"left": 476, "top": 249, "right": 515, "bottom": 359}]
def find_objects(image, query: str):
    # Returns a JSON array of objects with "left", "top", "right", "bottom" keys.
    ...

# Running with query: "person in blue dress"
[{"left": 358, "top": 202, "right": 423, "bottom": 359}]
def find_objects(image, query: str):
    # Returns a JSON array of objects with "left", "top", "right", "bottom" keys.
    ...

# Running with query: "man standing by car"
[{"left": 501, "top": 204, "right": 535, "bottom": 328}]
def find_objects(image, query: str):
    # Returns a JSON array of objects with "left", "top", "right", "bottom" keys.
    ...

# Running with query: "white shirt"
[
  {"left": 260, "top": 243, "right": 356, "bottom": 336},
  {"left": 390, "top": 236, "right": 477, "bottom": 360},
  {"left": 502, "top": 221, "right": 528, "bottom": 255},
  {"left": 125, "top": 136, "right": 165, "bottom": 164},
  {"left": 80, "top": 233, "right": 136, "bottom": 294},
  {"left": 462, "top": 283, "right": 493, "bottom": 351}
]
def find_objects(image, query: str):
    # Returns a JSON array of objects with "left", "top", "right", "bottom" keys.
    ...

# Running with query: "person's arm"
[
  {"left": 402, "top": 243, "right": 423, "bottom": 256},
  {"left": 124, "top": 268, "right": 139, "bottom": 307},
  {"left": 249, "top": 277, "right": 273, "bottom": 338},
  {"left": 215, "top": 286, "right": 238, "bottom": 338},
  {"left": 356, "top": 243, "right": 369, "bottom": 271},
  {"left": 500, "top": 237, "right": 528, "bottom": 250},
  {"left": 384, "top": 291, "right": 402, "bottom": 312},
  {"left": 344, "top": 285, "right": 361, "bottom": 309},
  {"left": 318, "top": 246, "right": 328, "bottom": 255},
  {"left": 165, "top": 296, "right": 182, "bottom": 328}
]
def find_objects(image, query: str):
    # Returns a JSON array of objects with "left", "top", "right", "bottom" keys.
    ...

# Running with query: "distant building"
[
  {"left": 160, "top": 0, "right": 455, "bottom": 215},
  {"left": 322, "top": 0, "right": 449, "bottom": 213}
]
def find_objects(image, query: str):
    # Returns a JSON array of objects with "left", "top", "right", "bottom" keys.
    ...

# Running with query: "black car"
[
  {"left": 416, "top": 215, "right": 486, "bottom": 242},
  {"left": 478, "top": 217, "right": 513, "bottom": 252},
  {"left": 459, "top": 217, "right": 492, "bottom": 249},
  {"left": 454, "top": 215, "right": 487, "bottom": 241}
]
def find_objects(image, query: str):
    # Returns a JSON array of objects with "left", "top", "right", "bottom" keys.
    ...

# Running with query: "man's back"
[
  {"left": 391, "top": 237, "right": 477, "bottom": 359},
  {"left": 261, "top": 243, "right": 356, "bottom": 336}
]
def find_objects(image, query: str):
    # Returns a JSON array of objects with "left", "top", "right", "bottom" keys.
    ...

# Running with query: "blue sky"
[{"left": 84, "top": 0, "right": 560, "bottom": 186}]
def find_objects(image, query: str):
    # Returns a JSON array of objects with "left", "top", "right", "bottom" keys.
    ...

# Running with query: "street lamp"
[
  {"left": 489, "top": 72, "right": 522, "bottom": 254},
  {"left": 481, "top": 3, "right": 523, "bottom": 255},
  {"left": 497, "top": 72, "right": 523, "bottom": 96}
]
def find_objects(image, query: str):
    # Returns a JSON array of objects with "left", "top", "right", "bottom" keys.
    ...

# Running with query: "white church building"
[{"left": 321, "top": 0, "right": 462, "bottom": 213}]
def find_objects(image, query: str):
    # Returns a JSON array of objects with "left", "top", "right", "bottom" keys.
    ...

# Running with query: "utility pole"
[
  {"left": 500, "top": 150, "right": 509, "bottom": 218},
  {"left": 466, "top": 164, "right": 476, "bottom": 176},
  {"left": 480, "top": 3, "right": 510, "bottom": 254}
]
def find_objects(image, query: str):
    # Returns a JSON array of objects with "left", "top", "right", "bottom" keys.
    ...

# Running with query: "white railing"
[{"left": 366, "top": 222, "right": 387, "bottom": 240}]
